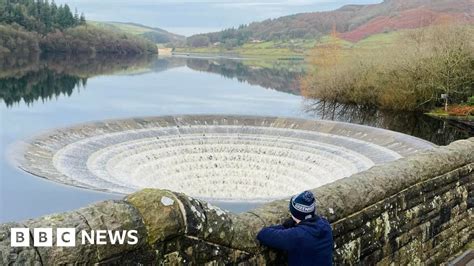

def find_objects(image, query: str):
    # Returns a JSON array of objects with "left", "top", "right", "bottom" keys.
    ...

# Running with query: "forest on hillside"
[
  {"left": 0, "top": 0, "right": 85, "bottom": 33},
  {"left": 0, "top": 0, "right": 157, "bottom": 59}
]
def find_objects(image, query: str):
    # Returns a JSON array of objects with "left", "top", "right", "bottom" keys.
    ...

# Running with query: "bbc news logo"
[{"left": 11, "top": 228, "right": 139, "bottom": 247}]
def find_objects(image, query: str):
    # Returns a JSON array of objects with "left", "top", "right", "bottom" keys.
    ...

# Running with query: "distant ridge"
[
  {"left": 89, "top": 21, "right": 185, "bottom": 45},
  {"left": 187, "top": 0, "right": 473, "bottom": 45},
  {"left": 339, "top": 0, "right": 474, "bottom": 41}
]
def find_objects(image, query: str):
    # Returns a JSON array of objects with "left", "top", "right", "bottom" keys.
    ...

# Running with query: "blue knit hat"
[{"left": 289, "top": 191, "right": 316, "bottom": 221}]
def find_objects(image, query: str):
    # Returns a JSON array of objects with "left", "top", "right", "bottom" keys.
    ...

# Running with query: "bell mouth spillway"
[{"left": 13, "top": 115, "right": 435, "bottom": 202}]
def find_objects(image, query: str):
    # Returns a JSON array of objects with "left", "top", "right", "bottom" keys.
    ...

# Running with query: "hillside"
[
  {"left": 89, "top": 21, "right": 185, "bottom": 45},
  {"left": 185, "top": 0, "right": 473, "bottom": 47},
  {"left": 0, "top": 0, "right": 157, "bottom": 57},
  {"left": 340, "top": 4, "right": 473, "bottom": 41}
]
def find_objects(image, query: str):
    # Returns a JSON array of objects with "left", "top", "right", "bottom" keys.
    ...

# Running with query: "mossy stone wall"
[{"left": 1, "top": 138, "right": 473, "bottom": 265}]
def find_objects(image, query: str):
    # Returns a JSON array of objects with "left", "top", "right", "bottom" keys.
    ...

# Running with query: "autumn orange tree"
[
  {"left": 300, "top": 26, "right": 345, "bottom": 98},
  {"left": 301, "top": 22, "right": 473, "bottom": 111}
]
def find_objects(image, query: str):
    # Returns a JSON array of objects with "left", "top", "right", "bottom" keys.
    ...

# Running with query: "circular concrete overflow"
[{"left": 13, "top": 115, "right": 435, "bottom": 201}]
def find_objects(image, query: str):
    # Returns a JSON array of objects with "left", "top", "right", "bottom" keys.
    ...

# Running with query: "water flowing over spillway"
[{"left": 13, "top": 115, "right": 435, "bottom": 201}]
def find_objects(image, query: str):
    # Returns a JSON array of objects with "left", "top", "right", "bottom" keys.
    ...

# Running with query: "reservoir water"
[{"left": 1, "top": 54, "right": 472, "bottom": 222}]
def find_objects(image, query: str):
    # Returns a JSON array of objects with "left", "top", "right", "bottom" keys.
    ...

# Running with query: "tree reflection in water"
[
  {"left": 185, "top": 58, "right": 303, "bottom": 95},
  {"left": 0, "top": 53, "right": 155, "bottom": 107},
  {"left": 1, "top": 55, "right": 471, "bottom": 145},
  {"left": 304, "top": 99, "right": 472, "bottom": 145}
]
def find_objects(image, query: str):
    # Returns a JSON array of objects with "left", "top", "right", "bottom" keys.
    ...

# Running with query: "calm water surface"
[{"left": 0, "top": 55, "right": 471, "bottom": 222}]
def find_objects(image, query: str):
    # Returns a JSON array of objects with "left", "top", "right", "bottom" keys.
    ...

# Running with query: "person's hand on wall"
[{"left": 282, "top": 217, "right": 296, "bottom": 228}]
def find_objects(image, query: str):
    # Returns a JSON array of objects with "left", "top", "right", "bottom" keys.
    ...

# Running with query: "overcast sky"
[{"left": 55, "top": 0, "right": 382, "bottom": 36}]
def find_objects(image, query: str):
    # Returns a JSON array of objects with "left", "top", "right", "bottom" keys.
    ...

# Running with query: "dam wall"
[{"left": 1, "top": 137, "right": 473, "bottom": 265}]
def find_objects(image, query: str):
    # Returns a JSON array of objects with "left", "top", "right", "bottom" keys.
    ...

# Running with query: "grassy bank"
[
  {"left": 175, "top": 30, "right": 403, "bottom": 57},
  {"left": 175, "top": 30, "right": 405, "bottom": 60},
  {"left": 174, "top": 46, "right": 304, "bottom": 58},
  {"left": 427, "top": 103, "right": 474, "bottom": 120}
]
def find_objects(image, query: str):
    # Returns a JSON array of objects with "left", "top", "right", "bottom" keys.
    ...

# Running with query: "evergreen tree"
[
  {"left": 74, "top": 8, "right": 79, "bottom": 24},
  {"left": 0, "top": 0, "right": 83, "bottom": 33},
  {"left": 79, "top": 12, "right": 85, "bottom": 25},
  {"left": 62, "top": 4, "right": 74, "bottom": 28},
  {"left": 50, "top": 0, "right": 58, "bottom": 28}
]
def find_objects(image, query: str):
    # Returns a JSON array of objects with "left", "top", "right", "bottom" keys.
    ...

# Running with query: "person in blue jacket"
[{"left": 257, "top": 190, "right": 334, "bottom": 266}]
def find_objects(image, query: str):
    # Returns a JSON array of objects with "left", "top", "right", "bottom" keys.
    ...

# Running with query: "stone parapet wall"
[{"left": 1, "top": 137, "right": 473, "bottom": 265}]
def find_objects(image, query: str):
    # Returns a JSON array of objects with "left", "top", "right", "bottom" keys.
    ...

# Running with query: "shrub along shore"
[{"left": 301, "top": 24, "right": 474, "bottom": 112}]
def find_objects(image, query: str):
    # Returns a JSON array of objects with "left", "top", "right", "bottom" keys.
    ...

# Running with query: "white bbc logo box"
[
  {"left": 10, "top": 228, "right": 138, "bottom": 247},
  {"left": 11, "top": 228, "right": 76, "bottom": 247}
]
